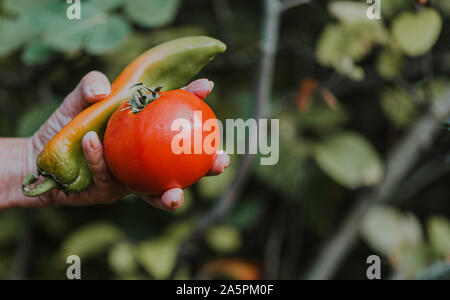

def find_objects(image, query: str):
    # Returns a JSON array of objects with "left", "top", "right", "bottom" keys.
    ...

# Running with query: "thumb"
[
  {"left": 82, "top": 131, "right": 113, "bottom": 187},
  {"left": 34, "top": 71, "right": 111, "bottom": 147},
  {"left": 183, "top": 79, "right": 214, "bottom": 100}
]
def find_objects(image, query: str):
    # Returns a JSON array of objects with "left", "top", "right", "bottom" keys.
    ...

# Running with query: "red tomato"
[{"left": 103, "top": 89, "right": 220, "bottom": 195}]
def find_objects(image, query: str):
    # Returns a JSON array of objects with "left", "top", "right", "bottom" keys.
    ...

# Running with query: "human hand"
[{"left": 17, "top": 71, "right": 229, "bottom": 210}]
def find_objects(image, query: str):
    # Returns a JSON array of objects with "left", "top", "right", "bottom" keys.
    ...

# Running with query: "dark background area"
[{"left": 0, "top": 0, "right": 449, "bottom": 280}]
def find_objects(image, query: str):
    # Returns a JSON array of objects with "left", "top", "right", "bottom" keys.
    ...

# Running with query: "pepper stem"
[{"left": 22, "top": 174, "right": 58, "bottom": 197}]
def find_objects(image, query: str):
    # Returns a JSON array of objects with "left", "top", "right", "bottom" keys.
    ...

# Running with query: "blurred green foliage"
[
  {"left": 0, "top": 0, "right": 450, "bottom": 280},
  {"left": 361, "top": 205, "right": 450, "bottom": 279},
  {"left": 0, "top": 0, "right": 184, "bottom": 61}
]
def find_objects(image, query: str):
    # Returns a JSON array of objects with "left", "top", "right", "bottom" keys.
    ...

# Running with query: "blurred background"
[{"left": 1, "top": 0, "right": 450, "bottom": 280}]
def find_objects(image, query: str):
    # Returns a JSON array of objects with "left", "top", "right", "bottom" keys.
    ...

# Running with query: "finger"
[
  {"left": 207, "top": 151, "right": 230, "bottom": 176},
  {"left": 161, "top": 188, "right": 184, "bottom": 211},
  {"left": 183, "top": 79, "right": 214, "bottom": 100},
  {"left": 80, "top": 71, "right": 112, "bottom": 103},
  {"left": 142, "top": 188, "right": 184, "bottom": 212},
  {"left": 82, "top": 131, "right": 113, "bottom": 187},
  {"left": 141, "top": 195, "right": 168, "bottom": 211},
  {"left": 59, "top": 71, "right": 111, "bottom": 121}
]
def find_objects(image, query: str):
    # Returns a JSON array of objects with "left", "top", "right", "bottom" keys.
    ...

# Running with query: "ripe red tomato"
[{"left": 103, "top": 89, "right": 220, "bottom": 195}]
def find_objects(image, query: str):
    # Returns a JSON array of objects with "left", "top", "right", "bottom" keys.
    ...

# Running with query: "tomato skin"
[{"left": 103, "top": 89, "right": 219, "bottom": 195}]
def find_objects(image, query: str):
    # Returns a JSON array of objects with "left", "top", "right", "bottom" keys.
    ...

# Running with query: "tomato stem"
[{"left": 122, "top": 83, "right": 163, "bottom": 114}]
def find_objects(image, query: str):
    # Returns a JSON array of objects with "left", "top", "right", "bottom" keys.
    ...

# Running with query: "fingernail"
[
  {"left": 216, "top": 151, "right": 230, "bottom": 170},
  {"left": 88, "top": 133, "right": 100, "bottom": 151},
  {"left": 172, "top": 193, "right": 183, "bottom": 208},
  {"left": 219, "top": 156, "right": 230, "bottom": 173},
  {"left": 87, "top": 82, "right": 110, "bottom": 98},
  {"left": 224, "top": 155, "right": 230, "bottom": 169},
  {"left": 164, "top": 189, "right": 184, "bottom": 210}
]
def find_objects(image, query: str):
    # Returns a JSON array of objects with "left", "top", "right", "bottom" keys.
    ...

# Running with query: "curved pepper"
[{"left": 23, "top": 36, "right": 227, "bottom": 197}]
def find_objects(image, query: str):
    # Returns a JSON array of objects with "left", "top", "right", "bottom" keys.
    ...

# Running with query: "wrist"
[
  {"left": 0, "top": 137, "right": 36, "bottom": 210},
  {"left": 25, "top": 135, "right": 40, "bottom": 176}
]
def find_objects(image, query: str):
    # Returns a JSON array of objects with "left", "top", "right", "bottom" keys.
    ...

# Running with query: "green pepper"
[{"left": 22, "top": 36, "right": 227, "bottom": 197}]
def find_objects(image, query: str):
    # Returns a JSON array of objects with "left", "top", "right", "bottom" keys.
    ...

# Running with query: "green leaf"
[
  {"left": 361, "top": 205, "right": 424, "bottom": 256},
  {"left": 316, "top": 22, "right": 387, "bottom": 81},
  {"left": 2, "top": 0, "right": 45, "bottom": 15},
  {"left": 43, "top": 24, "right": 87, "bottom": 52},
  {"left": 137, "top": 220, "right": 192, "bottom": 279},
  {"left": 380, "top": 88, "right": 417, "bottom": 128},
  {"left": 427, "top": 216, "right": 450, "bottom": 258},
  {"left": 42, "top": 5, "right": 104, "bottom": 52},
  {"left": 137, "top": 237, "right": 177, "bottom": 279},
  {"left": 0, "top": 18, "right": 36, "bottom": 56},
  {"left": 298, "top": 102, "right": 348, "bottom": 131},
  {"left": 328, "top": 1, "right": 368, "bottom": 24},
  {"left": 124, "top": 0, "right": 180, "bottom": 28},
  {"left": 42, "top": 1, "right": 130, "bottom": 53},
  {"left": 431, "top": 0, "right": 450, "bottom": 16},
  {"left": 316, "top": 24, "right": 347, "bottom": 68},
  {"left": 165, "top": 220, "right": 194, "bottom": 242},
  {"left": 85, "top": 15, "right": 130, "bottom": 55},
  {"left": 205, "top": 224, "right": 242, "bottom": 254},
  {"left": 0, "top": 1, "right": 68, "bottom": 56},
  {"left": 22, "top": 42, "right": 55, "bottom": 65},
  {"left": 420, "top": 78, "right": 450, "bottom": 100},
  {"left": 380, "top": 0, "right": 410, "bottom": 18},
  {"left": 392, "top": 8, "right": 442, "bottom": 57},
  {"left": 0, "top": 211, "right": 20, "bottom": 245},
  {"left": 313, "top": 132, "right": 384, "bottom": 189},
  {"left": 376, "top": 49, "right": 404, "bottom": 81},
  {"left": 89, "top": 0, "right": 124, "bottom": 11},
  {"left": 61, "top": 222, "right": 124, "bottom": 259},
  {"left": 395, "top": 244, "right": 430, "bottom": 279},
  {"left": 0, "top": 0, "right": 129, "bottom": 57},
  {"left": 108, "top": 242, "right": 138, "bottom": 276}
]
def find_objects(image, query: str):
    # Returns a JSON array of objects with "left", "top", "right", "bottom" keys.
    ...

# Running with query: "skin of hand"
[{"left": 0, "top": 71, "right": 230, "bottom": 211}]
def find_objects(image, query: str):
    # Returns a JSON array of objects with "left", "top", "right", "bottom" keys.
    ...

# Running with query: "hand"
[{"left": 18, "top": 71, "right": 229, "bottom": 211}]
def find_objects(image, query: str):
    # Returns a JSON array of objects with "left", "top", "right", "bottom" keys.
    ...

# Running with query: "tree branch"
[
  {"left": 264, "top": 207, "right": 287, "bottom": 279},
  {"left": 394, "top": 156, "right": 450, "bottom": 205},
  {"left": 305, "top": 89, "right": 450, "bottom": 280}
]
